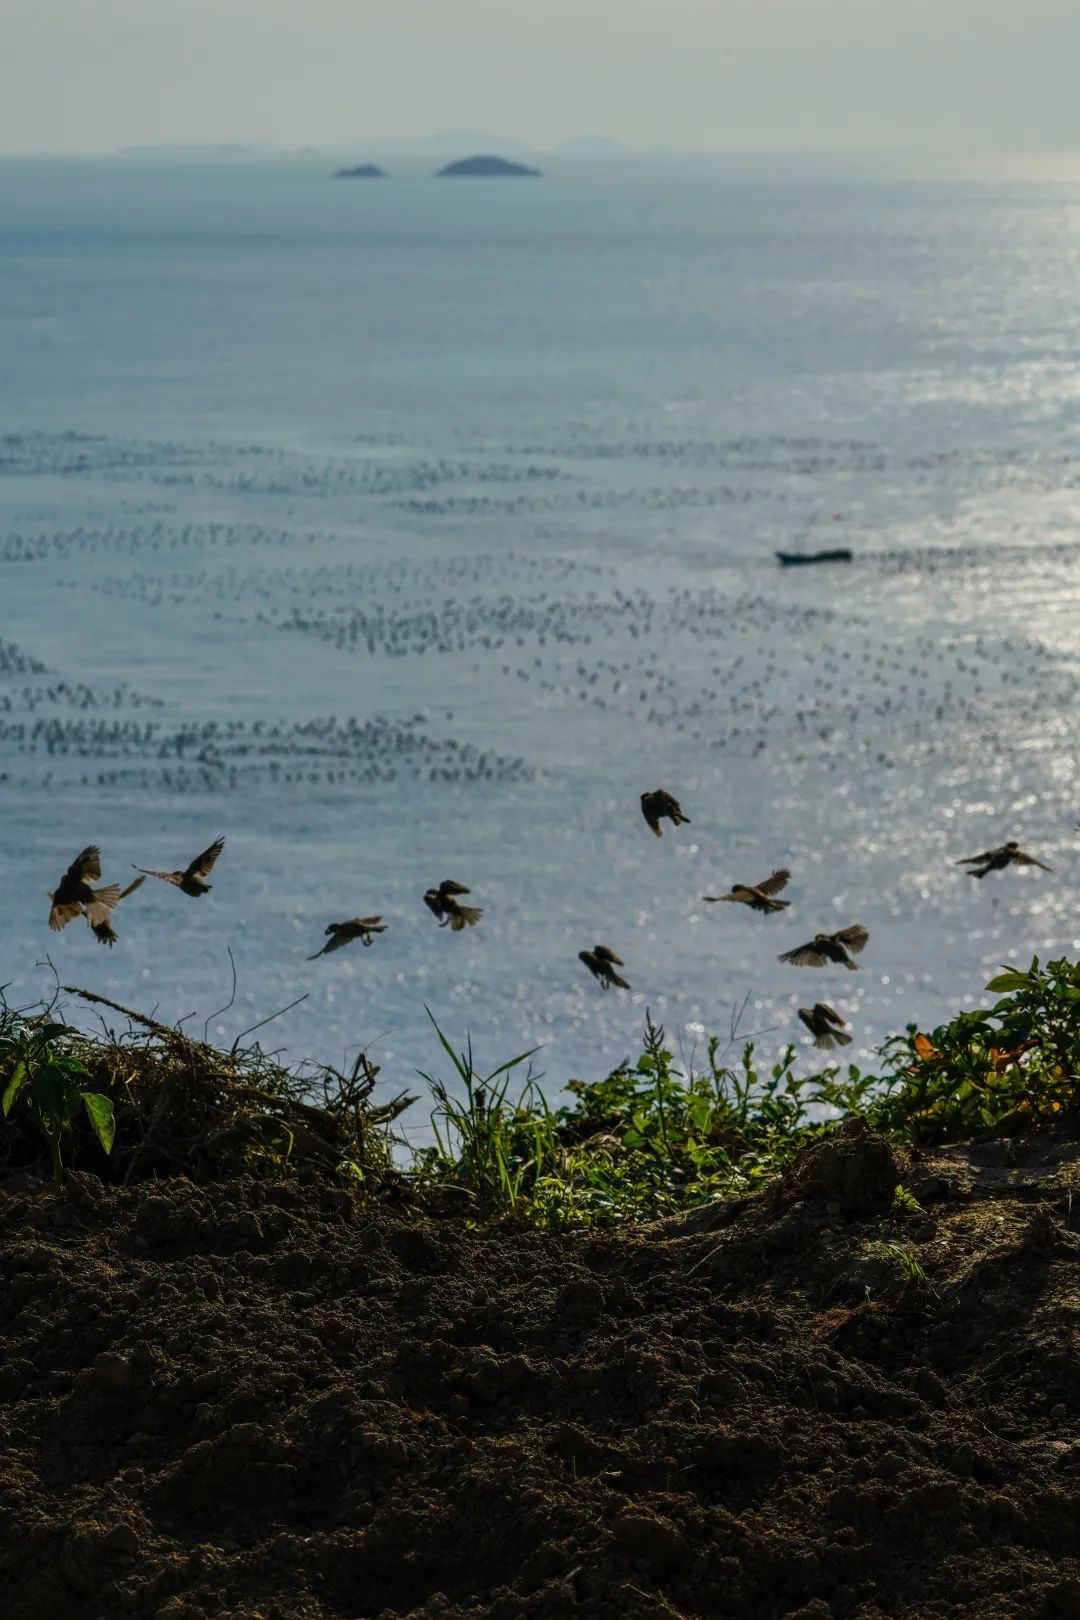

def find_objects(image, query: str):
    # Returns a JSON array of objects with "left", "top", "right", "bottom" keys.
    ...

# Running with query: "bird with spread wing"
[
  {"left": 579, "top": 945, "right": 630, "bottom": 991},
  {"left": 779, "top": 926, "right": 869, "bottom": 971},
  {"left": 133, "top": 836, "right": 225, "bottom": 897},
  {"left": 640, "top": 789, "right": 690, "bottom": 838},
  {"left": 704, "top": 869, "right": 791, "bottom": 914},
  {"left": 48, "top": 846, "right": 122, "bottom": 936},
  {"left": 798, "top": 1002, "right": 852, "bottom": 1050},
  {"left": 424, "top": 880, "right": 483, "bottom": 931},
  {"left": 308, "top": 917, "right": 387, "bottom": 959},
  {"left": 956, "top": 840, "right": 1051, "bottom": 880}
]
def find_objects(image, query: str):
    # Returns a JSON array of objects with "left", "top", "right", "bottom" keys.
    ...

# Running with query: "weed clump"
[{"left": 0, "top": 984, "right": 412, "bottom": 1191}]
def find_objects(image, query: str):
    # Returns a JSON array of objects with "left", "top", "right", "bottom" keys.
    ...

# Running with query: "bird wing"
[
  {"left": 118, "top": 875, "right": 146, "bottom": 902},
  {"left": 956, "top": 847, "right": 997, "bottom": 865},
  {"left": 834, "top": 926, "right": 869, "bottom": 954},
  {"left": 356, "top": 916, "right": 384, "bottom": 929},
  {"left": 1013, "top": 851, "right": 1052, "bottom": 871},
  {"left": 755, "top": 869, "right": 791, "bottom": 897},
  {"left": 816, "top": 1002, "right": 845, "bottom": 1025},
  {"left": 594, "top": 946, "right": 624, "bottom": 965},
  {"left": 132, "top": 866, "right": 185, "bottom": 887},
  {"left": 48, "top": 899, "right": 83, "bottom": 932},
  {"left": 423, "top": 890, "right": 444, "bottom": 918},
  {"left": 779, "top": 942, "right": 829, "bottom": 967},
  {"left": 447, "top": 903, "right": 483, "bottom": 930},
  {"left": 640, "top": 797, "right": 662, "bottom": 835},
  {"left": 185, "top": 837, "right": 225, "bottom": 883},
  {"left": 84, "top": 886, "right": 122, "bottom": 927},
  {"left": 439, "top": 880, "right": 471, "bottom": 898},
  {"left": 68, "top": 846, "right": 102, "bottom": 883},
  {"left": 309, "top": 924, "right": 356, "bottom": 959}
]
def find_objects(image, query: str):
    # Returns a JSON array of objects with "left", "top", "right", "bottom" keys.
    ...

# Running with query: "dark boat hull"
[{"left": 776, "top": 548, "right": 854, "bottom": 567}]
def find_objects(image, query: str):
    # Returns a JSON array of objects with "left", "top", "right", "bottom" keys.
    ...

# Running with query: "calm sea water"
[{"left": 2, "top": 154, "right": 1079, "bottom": 1132}]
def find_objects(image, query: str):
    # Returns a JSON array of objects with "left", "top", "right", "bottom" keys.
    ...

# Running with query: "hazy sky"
[{"left": 3, "top": 0, "right": 1078, "bottom": 155}]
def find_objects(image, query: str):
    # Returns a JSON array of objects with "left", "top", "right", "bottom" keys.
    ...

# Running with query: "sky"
[{"left": 2, "top": 0, "right": 1079, "bottom": 155}]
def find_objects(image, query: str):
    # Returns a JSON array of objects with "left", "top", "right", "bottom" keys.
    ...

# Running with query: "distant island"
[
  {"left": 333, "top": 164, "right": 386, "bottom": 179},
  {"left": 436, "top": 155, "right": 542, "bottom": 178}
]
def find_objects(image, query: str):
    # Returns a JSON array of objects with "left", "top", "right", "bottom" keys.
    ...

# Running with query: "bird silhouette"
[
  {"left": 91, "top": 876, "right": 146, "bottom": 948},
  {"left": 640, "top": 789, "right": 690, "bottom": 838},
  {"left": 798, "top": 1002, "right": 852, "bottom": 1050},
  {"left": 956, "top": 840, "right": 1051, "bottom": 879},
  {"left": 579, "top": 945, "right": 630, "bottom": 991},
  {"left": 48, "top": 847, "right": 121, "bottom": 934},
  {"left": 779, "top": 926, "right": 869, "bottom": 971},
  {"left": 308, "top": 917, "right": 387, "bottom": 958},
  {"left": 704, "top": 869, "right": 791, "bottom": 914},
  {"left": 134, "top": 836, "right": 225, "bottom": 896},
  {"left": 424, "top": 880, "right": 483, "bottom": 931}
]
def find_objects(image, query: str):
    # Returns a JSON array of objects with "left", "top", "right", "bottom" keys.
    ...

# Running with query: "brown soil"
[{"left": 4, "top": 1122, "right": 1080, "bottom": 1620}]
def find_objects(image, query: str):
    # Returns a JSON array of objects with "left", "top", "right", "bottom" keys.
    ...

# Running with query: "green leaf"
[
  {"left": 82, "top": 1093, "right": 116, "bottom": 1155},
  {"left": 31, "top": 1023, "right": 71, "bottom": 1048},
  {"left": 2, "top": 1060, "right": 27, "bottom": 1116},
  {"left": 986, "top": 972, "right": 1032, "bottom": 994},
  {"left": 49, "top": 1055, "right": 91, "bottom": 1079},
  {"left": 28, "top": 1065, "right": 72, "bottom": 1128}
]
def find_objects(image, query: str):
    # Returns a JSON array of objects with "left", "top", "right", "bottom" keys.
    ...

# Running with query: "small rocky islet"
[{"left": 331, "top": 155, "right": 543, "bottom": 180}]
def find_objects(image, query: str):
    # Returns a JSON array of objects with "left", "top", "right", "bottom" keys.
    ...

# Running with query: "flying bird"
[
  {"left": 91, "top": 876, "right": 146, "bottom": 948},
  {"left": 424, "top": 880, "right": 483, "bottom": 931},
  {"left": 956, "top": 840, "right": 1051, "bottom": 879},
  {"left": 779, "top": 926, "right": 869, "bottom": 971},
  {"left": 798, "top": 1002, "right": 852, "bottom": 1051},
  {"left": 640, "top": 789, "right": 690, "bottom": 838},
  {"left": 579, "top": 945, "right": 630, "bottom": 991},
  {"left": 133, "top": 836, "right": 225, "bottom": 897},
  {"left": 48, "top": 846, "right": 122, "bottom": 935},
  {"left": 308, "top": 917, "right": 387, "bottom": 959},
  {"left": 704, "top": 869, "right": 791, "bottom": 914}
]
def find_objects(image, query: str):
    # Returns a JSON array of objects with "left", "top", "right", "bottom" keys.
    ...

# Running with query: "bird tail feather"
[{"left": 85, "top": 886, "right": 121, "bottom": 926}]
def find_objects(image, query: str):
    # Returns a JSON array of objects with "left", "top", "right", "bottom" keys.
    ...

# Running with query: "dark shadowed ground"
[{"left": 3, "top": 1126, "right": 1080, "bottom": 1619}]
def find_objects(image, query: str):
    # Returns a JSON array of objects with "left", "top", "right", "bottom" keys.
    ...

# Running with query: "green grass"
[{"left": 414, "top": 956, "right": 1080, "bottom": 1228}]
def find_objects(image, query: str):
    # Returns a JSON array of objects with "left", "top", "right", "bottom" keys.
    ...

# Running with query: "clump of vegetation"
[
  {"left": 1, "top": 1014, "right": 115, "bottom": 1191},
  {"left": 865, "top": 1238, "right": 935, "bottom": 1294},
  {"left": 414, "top": 1009, "right": 878, "bottom": 1227},
  {"left": 0, "top": 982, "right": 413, "bottom": 1191},
  {"left": 2, "top": 957, "right": 1078, "bottom": 1217},
  {"left": 869, "top": 956, "right": 1080, "bottom": 1144},
  {"left": 416, "top": 960, "right": 1080, "bottom": 1227},
  {"left": 891, "top": 1183, "right": 924, "bottom": 1221}
]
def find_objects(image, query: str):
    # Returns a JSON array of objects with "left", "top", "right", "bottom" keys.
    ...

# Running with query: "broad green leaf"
[
  {"left": 986, "top": 972, "right": 1032, "bottom": 994},
  {"left": 50, "top": 1055, "right": 92, "bottom": 1079},
  {"left": 31, "top": 1023, "right": 70, "bottom": 1048},
  {"left": 82, "top": 1093, "right": 116, "bottom": 1155},
  {"left": 2, "top": 1060, "right": 27, "bottom": 1116},
  {"left": 28, "top": 1065, "right": 72, "bottom": 1128}
]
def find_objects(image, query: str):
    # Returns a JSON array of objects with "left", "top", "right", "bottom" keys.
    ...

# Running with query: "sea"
[{"left": 2, "top": 151, "right": 1078, "bottom": 1137}]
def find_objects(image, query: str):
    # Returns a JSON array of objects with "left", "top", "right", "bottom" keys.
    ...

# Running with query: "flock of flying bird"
[{"left": 44, "top": 799, "right": 1054, "bottom": 1055}]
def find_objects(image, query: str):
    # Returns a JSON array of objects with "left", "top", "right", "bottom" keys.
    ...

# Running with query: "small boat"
[{"left": 776, "top": 548, "right": 854, "bottom": 567}]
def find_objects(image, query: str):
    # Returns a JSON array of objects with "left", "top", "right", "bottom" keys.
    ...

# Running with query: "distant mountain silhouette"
[
  {"left": 333, "top": 164, "right": 386, "bottom": 179},
  {"left": 436, "top": 155, "right": 542, "bottom": 178}
]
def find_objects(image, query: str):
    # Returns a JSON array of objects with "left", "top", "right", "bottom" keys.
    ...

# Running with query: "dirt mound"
[
  {"left": 771, "top": 1120, "right": 907, "bottom": 1220},
  {"left": 3, "top": 1131, "right": 1080, "bottom": 1619}
]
